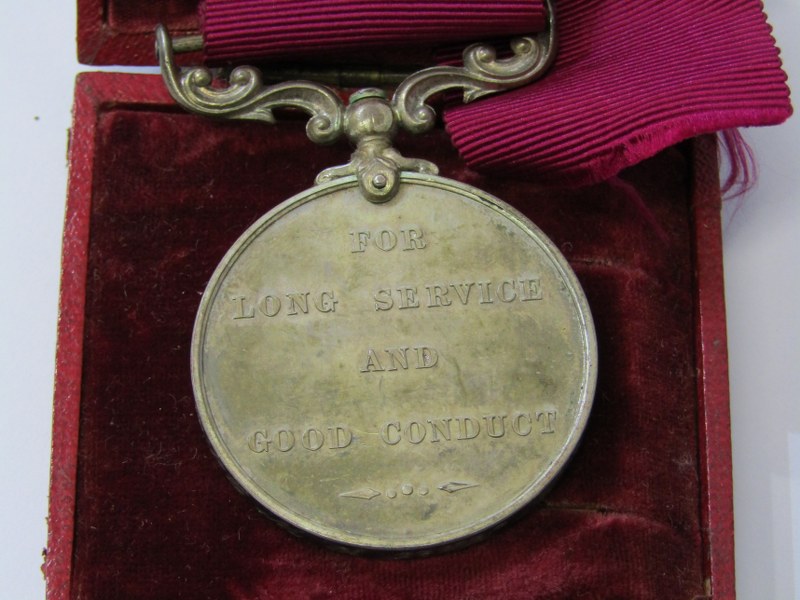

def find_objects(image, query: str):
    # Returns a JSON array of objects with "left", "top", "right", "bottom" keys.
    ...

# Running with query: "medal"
[{"left": 156, "top": 3, "right": 597, "bottom": 551}]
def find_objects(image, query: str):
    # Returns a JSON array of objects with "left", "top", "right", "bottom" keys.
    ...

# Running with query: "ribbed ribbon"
[
  {"left": 203, "top": 1, "right": 547, "bottom": 61},
  {"left": 202, "top": 0, "right": 791, "bottom": 185}
]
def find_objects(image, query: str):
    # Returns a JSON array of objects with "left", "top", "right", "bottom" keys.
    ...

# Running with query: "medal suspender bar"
[{"left": 49, "top": 0, "right": 790, "bottom": 598}]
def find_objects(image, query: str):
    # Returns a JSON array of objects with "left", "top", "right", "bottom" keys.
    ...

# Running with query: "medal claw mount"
[
  {"left": 315, "top": 88, "right": 439, "bottom": 203},
  {"left": 156, "top": 0, "right": 555, "bottom": 202},
  {"left": 155, "top": 26, "right": 344, "bottom": 145}
]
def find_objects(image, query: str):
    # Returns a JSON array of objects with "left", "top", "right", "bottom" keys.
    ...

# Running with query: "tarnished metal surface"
[
  {"left": 163, "top": 1, "right": 594, "bottom": 551},
  {"left": 192, "top": 174, "right": 596, "bottom": 550}
]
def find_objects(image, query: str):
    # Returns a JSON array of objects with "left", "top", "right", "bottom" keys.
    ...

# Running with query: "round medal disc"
[{"left": 191, "top": 173, "right": 596, "bottom": 551}]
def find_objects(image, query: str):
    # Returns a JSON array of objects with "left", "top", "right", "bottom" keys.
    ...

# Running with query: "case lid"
[{"left": 77, "top": 0, "right": 199, "bottom": 65}]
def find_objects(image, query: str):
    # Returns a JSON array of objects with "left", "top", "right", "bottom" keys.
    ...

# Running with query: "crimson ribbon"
[{"left": 202, "top": 0, "right": 791, "bottom": 185}]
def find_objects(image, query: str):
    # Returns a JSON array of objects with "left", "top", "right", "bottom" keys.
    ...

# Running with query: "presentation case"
[{"left": 45, "top": 3, "right": 735, "bottom": 598}]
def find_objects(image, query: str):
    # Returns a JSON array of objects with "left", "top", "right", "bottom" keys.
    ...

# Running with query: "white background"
[{"left": 0, "top": 1, "right": 797, "bottom": 598}]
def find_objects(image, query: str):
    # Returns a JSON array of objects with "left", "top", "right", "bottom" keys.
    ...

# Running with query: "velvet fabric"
[{"left": 66, "top": 77, "right": 708, "bottom": 598}]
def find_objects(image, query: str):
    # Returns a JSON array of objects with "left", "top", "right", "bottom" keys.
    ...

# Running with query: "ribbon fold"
[{"left": 202, "top": 0, "right": 791, "bottom": 185}]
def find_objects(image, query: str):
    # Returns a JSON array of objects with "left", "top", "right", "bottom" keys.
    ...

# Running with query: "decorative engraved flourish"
[
  {"left": 392, "top": 0, "right": 556, "bottom": 134},
  {"left": 155, "top": 25, "right": 344, "bottom": 145},
  {"left": 438, "top": 482, "right": 479, "bottom": 494},
  {"left": 339, "top": 488, "right": 382, "bottom": 500},
  {"left": 156, "top": 1, "right": 555, "bottom": 200},
  {"left": 340, "top": 482, "right": 479, "bottom": 499},
  {"left": 340, "top": 483, "right": 433, "bottom": 500}
]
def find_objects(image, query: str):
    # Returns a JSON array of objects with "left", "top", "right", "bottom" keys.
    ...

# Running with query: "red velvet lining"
[{"left": 69, "top": 102, "right": 705, "bottom": 598}]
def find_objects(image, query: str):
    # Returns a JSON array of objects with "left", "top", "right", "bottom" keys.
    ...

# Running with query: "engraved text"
[
  {"left": 232, "top": 291, "right": 338, "bottom": 320},
  {"left": 248, "top": 426, "right": 353, "bottom": 453},
  {"left": 373, "top": 278, "right": 542, "bottom": 311},
  {"left": 350, "top": 226, "right": 427, "bottom": 253},
  {"left": 360, "top": 346, "right": 439, "bottom": 373},
  {"left": 379, "top": 411, "right": 557, "bottom": 445}
]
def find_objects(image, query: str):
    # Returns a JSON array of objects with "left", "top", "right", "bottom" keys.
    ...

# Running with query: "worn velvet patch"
[{"left": 71, "top": 107, "right": 703, "bottom": 599}]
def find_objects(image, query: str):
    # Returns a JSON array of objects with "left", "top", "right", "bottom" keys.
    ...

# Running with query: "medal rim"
[{"left": 190, "top": 172, "right": 598, "bottom": 551}]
